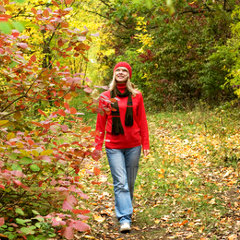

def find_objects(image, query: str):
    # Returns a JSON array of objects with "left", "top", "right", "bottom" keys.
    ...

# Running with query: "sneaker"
[{"left": 120, "top": 222, "right": 131, "bottom": 233}]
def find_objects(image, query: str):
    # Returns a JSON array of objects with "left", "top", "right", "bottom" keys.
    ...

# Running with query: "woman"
[{"left": 95, "top": 61, "right": 150, "bottom": 233}]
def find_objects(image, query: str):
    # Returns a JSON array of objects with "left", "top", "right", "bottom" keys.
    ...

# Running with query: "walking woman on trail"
[{"left": 95, "top": 62, "right": 150, "bottom": 233}]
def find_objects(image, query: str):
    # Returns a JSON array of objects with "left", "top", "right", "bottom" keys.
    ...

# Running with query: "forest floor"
[{"left": 78, "top": 107, "right": 240, "bottom": 240}]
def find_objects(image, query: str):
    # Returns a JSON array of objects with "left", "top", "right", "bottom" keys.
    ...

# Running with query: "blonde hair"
[{"left": 109, "top": 72, "right": 139, "bottom": 97}]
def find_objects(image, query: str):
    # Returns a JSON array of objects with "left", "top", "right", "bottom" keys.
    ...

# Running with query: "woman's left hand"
[{"left": 143, "top": 149, "right": 150, "bottom": 156}]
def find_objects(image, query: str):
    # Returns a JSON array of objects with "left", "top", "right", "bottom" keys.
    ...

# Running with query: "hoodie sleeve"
[{"left": 137, "top": 93, "right": 150, "bottom": 150}]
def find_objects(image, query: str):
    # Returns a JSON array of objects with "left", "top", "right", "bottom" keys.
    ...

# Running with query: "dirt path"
[{"left": 78, "top": 114, "right": 240, "bottom": 240}]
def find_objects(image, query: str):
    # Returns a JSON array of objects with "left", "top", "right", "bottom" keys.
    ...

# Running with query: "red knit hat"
[{"left": 113, "top": 62, "right": 132, "bottom": 79}]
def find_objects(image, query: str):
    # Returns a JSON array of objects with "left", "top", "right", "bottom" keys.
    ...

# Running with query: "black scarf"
[{"left": 111, "top": 87, "right": 133, "bottom": 135}]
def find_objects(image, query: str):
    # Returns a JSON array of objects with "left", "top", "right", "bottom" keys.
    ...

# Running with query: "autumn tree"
[
  {"left": 89, "top": 0, "right": 239, "bottom": 109},
  {"left": 0, "top": 0, "right": 101, "bottom": 239}
]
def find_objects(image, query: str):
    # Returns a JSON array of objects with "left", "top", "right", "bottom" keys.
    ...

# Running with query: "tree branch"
[
  {"left": 1, "top": 57, "right": 56, "bottom": 113},
  {"left": 0, "top": 109, "right": 25, "bottom": 120},
  {"left": 85, "top": 9, "right": 129, "bottom": 29}
]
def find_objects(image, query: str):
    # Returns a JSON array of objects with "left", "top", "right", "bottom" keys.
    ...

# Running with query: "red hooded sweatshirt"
[{"left": 95, "top": 84, "right": 149, "bottom": 150}]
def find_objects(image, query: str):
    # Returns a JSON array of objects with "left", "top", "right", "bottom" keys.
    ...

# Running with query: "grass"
[
  {"left": 78, "top": 106, "right": 240, "bottom": 239},
  {"left": 132, "top": 108, "right": 240, "bottom": 238}
]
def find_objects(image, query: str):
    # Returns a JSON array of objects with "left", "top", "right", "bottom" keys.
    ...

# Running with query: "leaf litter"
[{"left": 77, "top": 110, "right": 240, "bottom": 239}]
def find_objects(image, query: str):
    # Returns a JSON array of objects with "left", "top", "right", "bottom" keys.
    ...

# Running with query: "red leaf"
[
  {"left": 62, "top": 226, "right": 74, "bottom": 240},
  {"left": 0, "top": 217, "right": 4, "bottom": 227},
  {"left": 72, "top": 220, "right": 90, "bottom": 232},
  {"left": 61, "top": 22, "right": 69, "bottom": 28},
  {"left": 85, "top": 45, "right": 90, "bottom": 50},
  {"left": 54, "top": 101, "right": 61, "bottom": 107},
  {"left": 179, "top": 220, "right": 188, "bottom": 226},
  {"left": 0, "top": 14, "right": 11, "bottom": 22},
  {"left": 72, "top": 209, "right": 90, "bottom": 215},
  {"left": 58, "top": 39, "right": 64, "bottom": 47},
  {"left": 67, "top": 194, "right": 77, "bottom": 205},
  {"left": 17, "top": 43, "right": 28, "bottom": 49},
  {"left": 28, "top": 139, "right": 34, "bottom": 146},
  {"left": 91, "top": 149, "right": 101, "bottom": 161},
  {"left": 31, "top": 8, "right": 37, "bottom": 15},
  {"left": 32, "top": 121, "right": 43, "bottom": 127},
  {"left": 30, "top": 55, "right": 36, "bottom": 62},
  {"left": 38, "top": 109, "right": 47, "bottom": 117},
  {"left": 94, "top": 167, "right": 101, "bottom": 176},
  {"left": 13, "top": 180, "right": 22, "bottom": 186},
  {"left": 61, "top": 125, "right": 68, "bottom": 132},
  {"left": 52, "top": 217, "right": 66, "bottom": 227},
  {"left": 65, "top": 0, "right": 73, "bottom": 4},
  {"left": 91, "top": 181, "right": 101, "bottom": 185},
  {"left": 62, "top": 200, "right": 73, "bottom": 210},
  {"left": 76, "top": 214, "right": 89, "bottom": 220},
  {"left": 64, "top": 93, "right": 72, "bottom": 100},
  {"left": 70, "top": 107, "right": 77, "bottom": 114},
  {"left": 38, "top": 181, "right": 43, "bottom": 187},
  {"left": 64, "top": 102, "right": 69, "bottom": 110},
  {"left": 0, "top": 184, "right": 5, "bottom": 190},
  {"left": 84, "top": 87, "right": 92, "bottom": 94},
  {"left": 12, "top": 30, "right": 20, "bottom": 38},
  {"left": 43, "top": 9, "right": 50, "bottom": 18},
  {"left": 58, "top": 109, "right": 66, "bottom": 117},
  {"left": 52, "top": 0, "right": 59, "bottom": 7},
  {"left": 66, "top": 46, "right": 72, "bottom": 51}
]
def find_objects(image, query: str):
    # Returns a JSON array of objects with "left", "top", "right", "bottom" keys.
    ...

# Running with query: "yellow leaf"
[
  {"left": 20, "top": 150, "right": 30, "bottom": 157},
  {"left": 14, "top": 111, "right": 22, "bottom": 120},
  {"left": 228, "top": 234, "right": 238, "bottom": 240},
  {"left": 31, "top": 150, "right": 39, "bottom": 157},
  {"left": 16, "top": 142, "right": 24, "bottom": 148},
  {"left": 93, "top": 214, "right": 105, "bottom": 223},
  {"left": 154, "top": 219, "right": 160, "bottom": 224},
  {"left": 0, "top": 120, "right": 8, "bottom": 126},
  {"left": 40, "top": 149, "right": 53, "bottom": 156},
  {"left": 7, "top": 132, "right": 15, "bottom": 140}
]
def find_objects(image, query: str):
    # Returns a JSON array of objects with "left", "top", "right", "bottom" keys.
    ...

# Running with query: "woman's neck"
[{"left": 116, "top": 82, "right": 127, "bottom": 93}]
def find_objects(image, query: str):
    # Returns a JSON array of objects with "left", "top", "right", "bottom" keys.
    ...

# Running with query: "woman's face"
[{"left": 115, "top": 67, "right": 129, "bottom": 82}]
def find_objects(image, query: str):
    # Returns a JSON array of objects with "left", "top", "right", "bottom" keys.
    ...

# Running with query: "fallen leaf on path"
[
  {"left": 93, "top": 214, "right": 105, "bottom": 223},
  {"left": 228, "top": 234, "right": 238, "bottom": 240}
]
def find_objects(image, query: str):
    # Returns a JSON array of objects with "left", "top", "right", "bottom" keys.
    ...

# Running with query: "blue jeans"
[{"left": 106, "top": 146, "right": 141, "bottom": 224}]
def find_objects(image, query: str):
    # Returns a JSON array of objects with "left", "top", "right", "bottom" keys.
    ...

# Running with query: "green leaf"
[
  {"left": 146, "top": 0, "right": 153, "bottom": 8},
  {"left": 19, "top": 157, "right": 33, "bottom": 165},
  {"left": 27, "top": 235, "right": 47, "bottom": 240},
  {"left": 32, "top": 216, "right": 44, "bottom": 222},
  {"left": 9, "top": 61, "right": 18, "bottom": 68},
  {"left": 35, "top": 222, "right": 41, "bottom": 228},
  {"left": 12, "top": 163, "right": 22, "bottom": 171},
  {"left": 32, "top": 210, "right": 40, "bottom": 215},
  {"left": 9, "top": 153, "right": 18, "bottom": 160},
  {"left": 20, "top": 226, "right": 36, "bottom": 235},
  {"left": 11, "top": 21, "right": 25, "bottom": 32},
  {"left": 7, "top": 233, "right": 17, "bottom": 240},
  {"left": 0, "top": 224, "right": 7, "bottom": 228},
  {"left": 0, "top": 22, "right": 12, "bottom": 34},
  {"left": 48, "top": 233, "right": 57, "bottom": 237},
  {"left": 15, "top": 208, "right": 25, "bottom": 216},
  {"left": 15, "top": 0, "right": 26, "bottom": 3},
  {"left": 30, "top": 164, "right": 40, "bottom": 172},
  {"left": 16, "top": 218, "right": 31, "bottom": 225},
  {"left": 166, "top": 0, "right": 175, "bottom": 14}
]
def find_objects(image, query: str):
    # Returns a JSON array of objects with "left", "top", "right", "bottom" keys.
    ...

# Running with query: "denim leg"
[
  {"left": 106, "top": 146, "right": 141, "bottom": 224},
  {"left": 125, "top": 146, "right": 141, "bottom": 200},
  {"left": 106, "top": 148, "right": 132, "bottom": 223}
]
